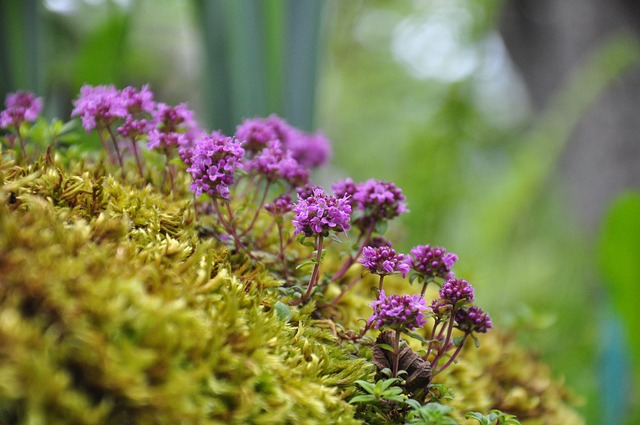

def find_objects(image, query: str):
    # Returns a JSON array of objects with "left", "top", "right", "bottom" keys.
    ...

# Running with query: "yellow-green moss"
[
  {"left": 0, "top": 155, "right": 371, "bottom": 424},
  {"left": 0, "top": 151, "right": 583, "bottom": 424}
]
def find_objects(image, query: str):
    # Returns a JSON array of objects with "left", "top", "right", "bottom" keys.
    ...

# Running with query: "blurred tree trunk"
[{"left": 499, "top": 0, "right": 640, "bottom": 230}]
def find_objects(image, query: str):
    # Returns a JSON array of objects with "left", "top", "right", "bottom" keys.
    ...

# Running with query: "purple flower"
[
  {"left": 186, "top": 131, "right": 244, "bottom": 200},
  {"left": 455, "top": 306, "right": 492, "bottom": 334},
  {"left": 296, "top": 184, "right": 322, "bottom": 201},
  {"left": 120, "top": 85, "right": 155, "bottom": 115},
  {"left": 360, "top": 245, "right": 410, "bottom": 278},
  {"left": 292, "top": 187, "right": 351, "bottom": 237},
  {"left": 235, "top": 114, "right": 331, "bottom": 168},
  {"left": 368, "top": 290, "right": 428, "bottom": 331},
  {"left": 264, "top": 194, "right": 293, "bottom": 216},
  {"left": 429, "top": 298, "right": 452, "bottom": 319},
  {"left": 439, "top": 279, "right": 475, "bottom": 305},
  {"left": 234, "top": 116, "right": 282, "bottom": 153},
  {"left": 115, "top": 85, "right": 156, "bottom": 138},
  {"left": 243, "top": 140, "right": 309, "bottom": 186},
  {"left": 117, "top": 116, "right": 152, "bottom": 138},
  {"left": 368, "top": 236, "right": 393, "bottom": 248},
  {"left": 332, "top": 178, "right": 359, "bottom": 208},
  {"left": 147, "top": 102, "right": 199, "bottom": 151},
  {"left": 71, "top": 84, "right": 128, "bottom": 132},
  {"left": 285, "top": 130, "right": 331, "bottom": 168},
  {"left": 409, "top": 245, "right": 458, "bottom": 280},
  {"left": 1, "top": 91, "right": 43, "bottom": 128},
  {"left": 346, "top": 179, "right": 408, "bottom": 231}
]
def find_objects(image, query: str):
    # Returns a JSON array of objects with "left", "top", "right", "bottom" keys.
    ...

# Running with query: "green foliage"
[
  {"left": 465, "top": 410, "right": 521, "bottom": 425},
  {"left": 350, "top": 378, "right": 405, "bottom": 404},
  {"left": 404, "top": 402, "right": 459, "bottom": 425},
  {"left": 598, "top": 191, "right": 640, "bottom": 400}
]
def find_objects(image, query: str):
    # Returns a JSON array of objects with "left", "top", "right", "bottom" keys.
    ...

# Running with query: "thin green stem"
[
  {"left": 15, "top": 127, "right": 27, "bottom": 159},
  {"left": 290, "top": 234, "right": 324, "bottom": 306},
  {"left": 277, "top": 221, "right": 289, "bottom": 279}
]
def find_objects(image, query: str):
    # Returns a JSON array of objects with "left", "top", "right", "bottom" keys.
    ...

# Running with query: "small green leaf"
[
  {"left": 406, "top": 331, "right": 430, "bottom": 344},
  {"left": 273, "top": 301, "right": 291, "bottom": 322},
  {"left": 348, "top": 394, "right": 376, "bottom": 404},
  {"left": 374, "top": 219, "right": 388, "bottom": 235},
  {"left": 295, "top": 260, "right": 314, "bottom": 270},
  {"left": 377, "top": 377, "right": 401, "bottom": 391},
  {"left": 452, "top": 336, "right": 465, "bottom": 346},
  {"left": 329, "top": 232, "right": 342, "bottom": 244},
  {"left": 354, "top": 379, "right": 376, "bottom": 393},
  {"left": 378, "top": 343, "right": 395, "bottom": 352},
  {"left": 598, "top": 191, "right": 640, "bottom": 385}
]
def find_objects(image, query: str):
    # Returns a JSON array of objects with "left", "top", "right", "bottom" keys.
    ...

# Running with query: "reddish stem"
[
  {"left": 434, "top": 333, "right": 469, "bottom": 376},
  {"left": 330, "top": 222, "right": 375, "bottom": 283},
  {"left": 392, "top": 329, "right": 401, "bottom": 377},
  {"left": 130, "top": 138, "right": 144, "bottom": 178},
  {"left": 290, "top": 234, "right": 324, "bottom": 306},
  {"left": 240, "top": 181, "right": 271, "bottom": 237}
]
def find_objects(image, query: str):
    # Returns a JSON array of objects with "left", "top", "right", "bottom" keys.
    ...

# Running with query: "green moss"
[
  {"left": 0, "top": 149, "right": 583, "bottom": 424},
  {"left": 0, "top": 155, "right": 371, "bottom": 424}
]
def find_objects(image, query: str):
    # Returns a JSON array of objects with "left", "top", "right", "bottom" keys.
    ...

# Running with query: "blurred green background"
[{"left": 2, "top": 1, "right": 640, "bottom": 424}]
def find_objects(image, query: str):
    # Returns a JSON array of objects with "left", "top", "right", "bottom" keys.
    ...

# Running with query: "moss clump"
[
  {"left": 0, "top": 146, "right": 584, "bottom": 425},
  {"left": 0, "top": 155, "right": 371, "bottom": 424}
]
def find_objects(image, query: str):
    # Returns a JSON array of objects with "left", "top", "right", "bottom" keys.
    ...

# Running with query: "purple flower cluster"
[
  {"left": 71, "top": 85, "right": 129, "bottom": 132},
  {"left": 409, "top": 245, "right": 458, "bottom": 280},
  {"left": 368, "top": 290, "right": 428, "bottom": 331},
  {"left": 368, "top": 236, "right": 392, "bottom": 248},
  {"left": 360, "top": 245, "right": 410, "bottom": 278},
  {"left": 120, "top": 85, "right": 155, "bottom": 115},
  {"left": 292, "top": 187, "right": 351, "bottom": 237},
  {"left": 296, "top": 184, "right": 322, "bottom": 201},
  {"left": 235, "top": 115, "right": 282, "bottom": 153},
  {"left": 285, "top": 131, "right": 331, "bottom": 168},
  {"left": 147, "top": 102, "right": 199, "bottom": 156},
  {"left": 235, "top": 115, "right": 330, "bottom": 169},
  {"left": 243, "top": 140, "right": 309, "bottom": 186},
  {"left": 455, "top": 306, "right": 493, "bottom": 333},
  {"left": 264, "top": 194, "right": 293, "bottom": 216},
  {"left": 439, "top": 278, "right": 475, "bottom": 305},
  {"left": 354, "top": 179, "right": 407, "bottom": 220},
  {"left": 71, "top": 84, "right": 200, "bottom": 153},
  {"left": 0, "top": 91, "right": 43, "bottom": 129},
  {"left": 332, "top": 178, "right": 408, "bottom": 231},
  {"left": 186, "top": 132, "right": 244, "bottom": 199}
]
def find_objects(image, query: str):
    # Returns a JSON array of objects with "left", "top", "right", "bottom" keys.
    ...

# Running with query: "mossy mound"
[
  {"left": 0, "top": 152, "right": 583, "bottom": 424},
  {"left": 0, "top": 154, "right": 371, "bottom": 424}
]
